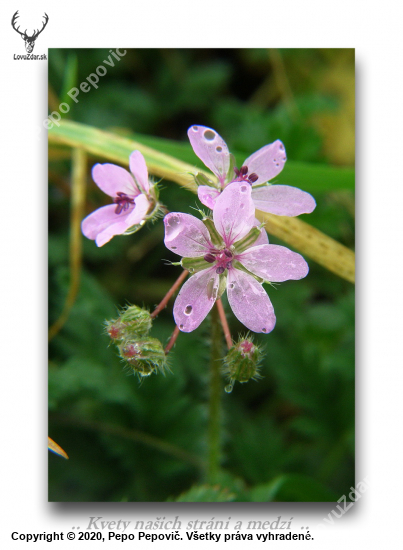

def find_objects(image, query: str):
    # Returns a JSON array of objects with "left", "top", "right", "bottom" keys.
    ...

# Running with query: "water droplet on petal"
[
  {"left": 239, "top": 204, "right": 244, "bottom": 209},
  {"left": 262, "top": 328, "right": 267, "bottom": 333},
  {"left": 229, "top": 282, "right": 235, "bottom": 289},
  {"left": 171, "top": 246, "right": 177, "bottom": 250},
  {"left": 224, "top": 383, "right": 234, "bottom": 394},
  {"left": 184, "top": 305, "right": 192, "bottom": 315},
  {"left": 179, "top": 324, "right": 184, "bottom": 329},
  {"left": 192, "top": 126, "right": 198, "bottom": 132},
  {"left": 216, "top": 146, "right": 223, "bottom": 152},
  {"left": 240, "top": 185, "right": 248, "bottom": 193},
  {"left": 204, "top": 129, "right": 215, "bottom": 141}
]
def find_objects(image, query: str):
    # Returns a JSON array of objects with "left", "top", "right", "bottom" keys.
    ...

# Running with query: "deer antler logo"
[{"left": 11, "top": 11, "right": 49, "bottom": 53}]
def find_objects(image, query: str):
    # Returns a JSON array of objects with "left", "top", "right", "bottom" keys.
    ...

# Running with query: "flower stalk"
[
  {"left": 207, "top": 304, "right": 223, "bottom": 484},
  {"left": 216, "top": 298, "right": 232, "bottom": 350},
  {"left": 151, "top": 270, "right": 189, "bottom": 319},
  {"left": 164, "top": 325, "right": 181, "bottom": 354}
]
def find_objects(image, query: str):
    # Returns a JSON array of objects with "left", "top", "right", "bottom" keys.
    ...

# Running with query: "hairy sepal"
[
  {"left": 234, "top": 226, "right": 264, "bottom": 253},
  {"left": 192, "top": 172, "right": 218, "bottom": 189},
  {"left": 181, "top": 256, "right": 212, "bottom": 274},
  {"left": 202, "top": 217, "right": 224, "bottom": 247}
]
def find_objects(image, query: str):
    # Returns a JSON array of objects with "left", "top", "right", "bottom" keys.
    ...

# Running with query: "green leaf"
[
  {"left": 172, "top": 484, "right": 236, "bottom": 502},
  {"left": 249, "top": 474, "right": 339, "bottom": 502},
  {"left": 59, "top": 54, "right": 78, "bottom": 110}
]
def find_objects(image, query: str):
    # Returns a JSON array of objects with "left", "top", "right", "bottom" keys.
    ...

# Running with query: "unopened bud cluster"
[
  {"left": 222, "top": 337, "right": 263, "bottom": 392},
  {"left": 106, "top": 305, "right": 166, "bottom": 377}
]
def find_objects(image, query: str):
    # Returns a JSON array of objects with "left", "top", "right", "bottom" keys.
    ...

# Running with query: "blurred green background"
[{"left": 48, "top": 48, "right": 354, "bottom": 502}]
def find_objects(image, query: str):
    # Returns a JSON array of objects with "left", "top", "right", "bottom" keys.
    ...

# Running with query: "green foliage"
[
  {"left": 49, "top": 48, "right": 354, "bottom": 502},
  {"left": 172, "top": 485, "right": 236, "bottom": 503}
]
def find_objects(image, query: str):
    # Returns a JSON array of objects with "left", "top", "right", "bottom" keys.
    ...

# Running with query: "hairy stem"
[
  {"left": 216, "top": 298, "right": 233, "bottom": 349},
  {"left": 207, "top": 305, "right": 223, "bottom": 484},
  {"left": 150, "top": 270, "right": 188, "bottom": 319},
  {"left": 164, "top": 325, "right": 180, "bottom": 354}
]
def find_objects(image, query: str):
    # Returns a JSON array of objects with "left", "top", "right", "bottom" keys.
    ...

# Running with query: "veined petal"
[
  {"left": 174, "top": 268, "right": 219, "bottom": 332},
  {"left": 198, "top": 186, "right": 220, "bottom": 210},
  {"left": 252, "top": 184, "right": 316, "bottom": 216},
  {"left": 213, "top": 181, "right": 255, "bottom": 245},
  {"left": 244, "top": 140, "right": 286, "bottom": 185},
  {"left": 164, "top": 213, "right": 212, "bottom": 257},
  {"left": 82, "top": 204, "right": 135, "bottom": 247},
  {"left": 92, "top": 163, "right": 139, "bottom": 198},
  {"left": 227, "top": 269, "right": 276, "bottom": 334},
  {"left": 188, "top": 125, "right": 230, "bottom": 184},
  {"left": 238, "top": 244, "right": 309, "bottom": 282},
  {"left": 125, "top": 194, "right": 151, "bottom": 227},
  {"left": 129, "top": 150, "right": 150, "bottom": 194}
]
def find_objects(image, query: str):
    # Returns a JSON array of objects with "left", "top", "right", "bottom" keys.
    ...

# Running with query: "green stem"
[{"left": 207, "top": 305, "right": 223, "bottom": 484}]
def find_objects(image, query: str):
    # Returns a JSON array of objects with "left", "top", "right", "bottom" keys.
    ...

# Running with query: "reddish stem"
[
  {"left": 151, "top": 270, "right": 189, "bottom": 319},
  {"left": 216, "top": 299, "right": 232, "bottom": 349},
  {"left": 165, "top": 325, "right": 181, "bottom": 354}
]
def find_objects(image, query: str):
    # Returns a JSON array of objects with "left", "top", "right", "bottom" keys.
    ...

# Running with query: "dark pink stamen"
[
  {"left": 233, "top": 165, "right": 258, "bottom": 185},
  {"left": 114, "top": 192, "right": 135, "bottom": 215},
  {"left": 204, "top": 253, "right": 216, "bottom": 263}
]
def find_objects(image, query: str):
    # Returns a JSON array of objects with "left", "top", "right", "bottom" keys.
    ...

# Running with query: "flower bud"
[
  {"left": 222, "top": 337, "right": 263, "bottom": 391},
  {"left": 105, "top": 305, "right": 152, "bottom": 341},
  {"left": 118, "top": 337, "right": 167, "bottom": 377}
]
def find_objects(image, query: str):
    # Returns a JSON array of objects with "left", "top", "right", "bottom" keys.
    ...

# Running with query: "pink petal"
[
  {"left": 188, "top": 125, "right": 230, "bottom": 184},
  {"left": 213, "top": 181, "right": 255, "bottom": 245},
  {"left": 252, "top": 184, "right": 316, "bottom": 216},
  {"left": 129, "top": 150, "right": 150, "bottom": 194},
  {"left": 227, "top": 269, "right": 276, "bottom": 334},
  {"left": 164, "top": 213, "right": 211, "bottom": 257},
  {"left": 82, "top": 204, "right": 134, "bottom": 246},
  {"left": 125, "top": 194, "right": 150, "bottom": 227},
  {"left": 198, "top": 185, "right": 220, "bottom": 210},
  {"left": 244, "top": 140, "right": 286, "bottom": 185},
  {"left": 92, "top": 164, "right": 139, "bottom": 198},
  {"left": 237, "top": 244, "right": 309, "bottom": 282},
  {"left": 174, "top": 268, "right": 219, "bottom": 332}
]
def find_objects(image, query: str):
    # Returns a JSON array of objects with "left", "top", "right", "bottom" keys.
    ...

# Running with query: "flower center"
[
  {"left": 233, "top": 165, "right": 258, "bottom": 184},
  {"left": 114, "top": 192, "right": 135, "bottom": 214},
  {"left": 204, "top": 248, "right": 233, "bottom": 274}
]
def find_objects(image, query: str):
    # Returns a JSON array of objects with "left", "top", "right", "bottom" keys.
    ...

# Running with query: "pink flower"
[
  {"left": 188, "top": 125, "right": 316, "bottom": 215},
  {"left": 164, "top": 182, "right": 309, "bottom": 333},
  {"left": 82, "top": 151, "right": 156, "bottom": 247}
]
